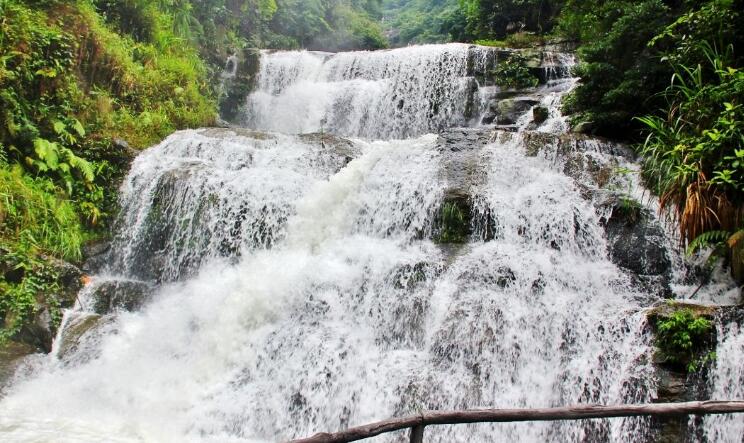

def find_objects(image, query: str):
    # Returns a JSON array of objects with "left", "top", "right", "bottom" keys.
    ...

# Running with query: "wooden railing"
[{"left": 287, "top": 401, "right": 744, "bottom": 443}]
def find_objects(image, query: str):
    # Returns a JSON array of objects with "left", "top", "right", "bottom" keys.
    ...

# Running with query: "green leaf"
[
  {"left": 71, "top": 119, "right": 85, "bottom": 137},
  {"left": 52, "top": 121, "right": 66, "bottom": 135}
]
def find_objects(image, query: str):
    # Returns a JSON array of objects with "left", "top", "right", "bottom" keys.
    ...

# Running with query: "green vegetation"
[
  {"left": 654, "top": 307, "right": 715, "bottom": 373},
  {"left": 492, "top": 52, "right": 538, "bottom": 89},
  {"left": 559, "top": 0, "right": 674, "bottom": 139},
  {"left": 0, "top": 0, "right": 216, "bottom": 345},
  {"left": 558, "top": 0, "right": 744, "bottom": 281},
  {"left": 436, "top": 201, "right": 469, "bottom": 243},
  {"left": 269, "top": 0, "right": 387, "bottom": 51},
  {"left": 382, "top": 0, "right": 467, "bottom": 45},
  {"left": 460, "top": 0, "right": 563, "bottom": 39},
  {"left": 0, "top": 166, "right": 86, "bottom": 341},
  {"left": 475, "top": 31, "right": 544, "bottom": 49},
  {"left": 185, "top": 0, "right": 387, "bottom": 58},
  {"left": 382, "top": 0, "right": 563, "bottom": 46}
]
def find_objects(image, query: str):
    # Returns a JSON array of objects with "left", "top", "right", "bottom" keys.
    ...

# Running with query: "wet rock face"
[
  {"left": 87, "top": 280, "right": 153, "bottom": 315},
  {"left": 532, "top": 106, "right": 549, "bottom": 124},
  {"left": 56, "top": 313, "right": 115, "bottom": 365},
  {"left": 7, "top": 259, "right": 83, "bottom": 353},
  {"left": 219, "top": 48, "right": 261, "bottom": 123},
  {"left": 11, "top": 307, "right": 55, "bottom": 354},
  {"left": 492, "top": 98, "right": 540, "bottom": 125},
  {"left": 434, "top": 128, "right": 495, "bottom": 244},
  {"left": 0, "top": 341, "right": 38, "bottom": 392},
  {"left": 602, "top": 197, "right": 672, "bottom": 296},
  {"left": 48, "top": 258, "right": 84, "bottom": 308},
  {"left": 82, "top": 239, "right": 111, "bottom": 275}
]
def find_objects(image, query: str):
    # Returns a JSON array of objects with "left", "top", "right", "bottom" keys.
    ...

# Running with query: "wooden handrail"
[{"left": 286, "top": 401, "right": 744, "bottom": 443}]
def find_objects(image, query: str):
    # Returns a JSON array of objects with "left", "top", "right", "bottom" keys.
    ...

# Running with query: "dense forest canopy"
[{"left": 1, "top": 0, "right": 742, "bottom": 347}]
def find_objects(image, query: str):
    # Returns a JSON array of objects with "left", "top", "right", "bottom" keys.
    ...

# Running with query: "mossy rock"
[
  {"left": 434, "top": 191, "right": 472, "bottom": 244},
  {"left": 0, "top": 340, "right": 37, "bottom": 390},
  {"left": 647, "top": 302, "right": 717, "bottom": 373},
  {"left": 532, "top": 106, "right": 549, "bottom": 124},
  {"left": 219, "top": 48, "right": 261, "bottom": 123},
  {"left": 56, "top": 313, "right": 105, "bottom": 363},
  {"left": 88, "top": 280, "right": 152, "bottom": 315}
]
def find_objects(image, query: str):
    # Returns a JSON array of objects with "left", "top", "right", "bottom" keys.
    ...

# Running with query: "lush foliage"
[
  {"left": 638, "top": 48, "right": 744, "bottom": 244},
  {"left": 635, "top": 1, "right": 743, "bottom": 280},
  {"left": 460, "top": 0, "right": 564, "bottom": 39},
  {"left": 492, "top": 52, "right": 538, "bottom": 88},
  {"left": 382, "top": 0, "right": 562, "bottom": 46},
  {"left": 436, "top": 201, "right": 469, "bottom": 243},
  {"left": 0, "top": 166, "right": 85, "bottom": 261},
  {"left": 0, "top": 166, "right": 84, "bottom": 341},
  {"left": 559, "top": 0, "right": 744, "bottom": 280},
  {"left": 0, "top": 0, "right": 216, "bottom": 344},
  {"left": 269, "top": 0, "right": 387, "bottom": 50},
  {"left": 655, "top": 307, "right": 714, "bottom": 372},
  {"left": 178, "top": 0, "right": 387, "bottom": 60},
  {"left": 382, "top": 0, "right": 467, "bottom": 45},
  {"left": 559, "top": 0, "right": 674, "bottom": 138},
  {"left": 0, "top": 0, "right": 215, "bottom": 219}
]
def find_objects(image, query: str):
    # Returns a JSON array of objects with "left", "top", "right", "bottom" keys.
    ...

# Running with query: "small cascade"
[
  {"left": 244, "top": 44, "right": 526, "bottom": 139},
  {"left": 110, "top": 129, "right": 356, "bottom": 281},
  {"left": 702, "top": 313, "right": 744, "bottom": 442},
  {"left": 224, "top": 55, "right": 238, "bottom": 79}
]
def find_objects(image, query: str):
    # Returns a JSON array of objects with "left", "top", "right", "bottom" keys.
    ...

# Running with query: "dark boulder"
[
  {"left": 11, "top": 305, "right": 55, "bottom": 353},
  {"left": 532, "top": 106, "right": 549, "bottom": 124},
  {"left": 87, "top": 280, "right": 153, "bottom": 315},
  {"left": 0, "top": 341, "right": 38, "bottom": 392},
  {"left": 56, "top": 313, "right": 113, "bottom": 365},
  {"left": 601, "top": 196, "right": 672, "bottom": 296},
  {"left": 219, "top": 48, "right": 261, "bottom": 123},
  {"left": 493, "top": 98, "right": 539, "bottom": 125},
  {"left": 572, "top": 121, "right": 595, "bottom": 135},
  {"left": 82, "top": 239, "right": 111, "bottom": 274},
  {"left": 7, "top": 258, "right": 83, "bottom": 353},
  {"left": 47, "top": 258, "right": 84, "bottom": 308}
]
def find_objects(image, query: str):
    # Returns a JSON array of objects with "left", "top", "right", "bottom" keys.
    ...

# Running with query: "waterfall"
[
  {"left": 1, "top": 43, "right": 741, "bottom": 442},
  {"left": 243, "top": 44, "right": 485, "bottom": 139}
]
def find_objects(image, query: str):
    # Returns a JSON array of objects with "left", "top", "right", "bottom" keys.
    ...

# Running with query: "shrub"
[
  {"left": 655, "top": 307, "right": 714, "bottom": 373},
  {"left": 493, "top": 53, "right": 538, "bottom": 89}
]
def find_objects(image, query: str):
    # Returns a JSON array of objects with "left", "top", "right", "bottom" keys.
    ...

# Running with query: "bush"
[
  {"left": 492, "top": 53, "right": 538, "bottom": 89},
  {"left": 0, "top": 166, "right": 85, "bottom": 342},
  {"left": 559, "top": 0, "right": 673, "bottom": 139},
  {"left": 635, "top": 1, "right": 744, "bottom": 262},
  {"left": 0, "top": 166, "right": 85, "bottom": 261},
  {"left": 655, "top": 307, "right": 714, "bottom": 373}
]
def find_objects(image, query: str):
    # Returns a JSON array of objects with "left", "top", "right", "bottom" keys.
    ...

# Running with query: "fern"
[{"left": 686, "top": 230, "right": 731, "bottom": 256}]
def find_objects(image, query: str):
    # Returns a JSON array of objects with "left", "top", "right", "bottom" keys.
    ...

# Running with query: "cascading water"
[
  {"left": 0, "top": 43, "right": 741, "bottom": 442},
  {"left": 243, "top": 44, "right": 485, "bottom": 139},
  {"left": 701, "top": 315, "right": 744, "bottom": 442}
]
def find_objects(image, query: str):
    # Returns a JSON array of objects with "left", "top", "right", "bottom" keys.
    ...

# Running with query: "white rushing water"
[
  {"left": 702, "top": 316, "right": 744, "bottom": 442},
  {"left": 244, "top": 44, "right": 508, "bottom": 139},
  {"left": 1, "top": 43, "right": 741, "bottom": 442}
]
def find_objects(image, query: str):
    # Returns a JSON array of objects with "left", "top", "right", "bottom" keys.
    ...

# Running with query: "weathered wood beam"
[
  {"left": 286, "top": 401, "right": 744, "bottom": 443},
  {"left": 409, "top": 424, "right": 425, "bottom": 443}
]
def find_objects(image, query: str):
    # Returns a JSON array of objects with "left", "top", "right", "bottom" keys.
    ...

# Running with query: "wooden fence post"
[{"left": 409, "top": 425, "right": 425, "bottom": 443}]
